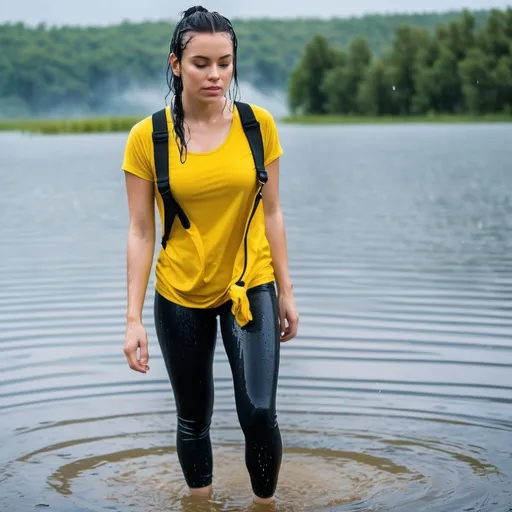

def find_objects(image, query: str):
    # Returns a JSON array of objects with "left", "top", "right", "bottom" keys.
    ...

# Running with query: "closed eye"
[{"left": 194, "top": 62, "right": 231, "bottom": 69}]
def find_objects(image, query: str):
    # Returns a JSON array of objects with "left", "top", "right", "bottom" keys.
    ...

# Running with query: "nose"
[{"left": 208, "top": 64, "right": 220, "bottom": 81}]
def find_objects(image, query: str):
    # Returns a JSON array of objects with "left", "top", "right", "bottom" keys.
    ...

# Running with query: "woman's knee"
[
  {"left": 239, "top": 405, "right": 278, "bottom": 435},
  {"left": 177, "top": 415, "right": 212, "bottom": 441}
]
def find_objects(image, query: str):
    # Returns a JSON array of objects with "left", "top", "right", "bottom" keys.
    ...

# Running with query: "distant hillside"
[{"left": 0, "top": 9, "right": 492, "bottom": 117}]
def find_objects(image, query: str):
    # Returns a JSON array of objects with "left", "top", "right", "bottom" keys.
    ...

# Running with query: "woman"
[{"left": 121, "top": 5, "right": 299, "bottom": 505}]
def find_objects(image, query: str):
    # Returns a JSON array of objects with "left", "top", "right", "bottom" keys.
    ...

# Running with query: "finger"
[
  {"left": 128, "top": 352, "right": 145, "bottom": 373},
  {"left": 280, "top": 323, "right": 291, "bottom": 342},
  {"left": 281, "top": 329, "right": 293, "bottom": 342},
  {"left": 124, "top": 347, "right": 146, "bottom": 373},
  {"left": 279, "top": 312, "right": 287, "bottom": 337},
  {"left": 281, "top": 316, "right": 298, "bottom": 342},
  {"left": 290, "top": 315, "right": 299, "bottom": 337},
  {"left": 139, "top": 340, "right": 150, "bottom": 370}
]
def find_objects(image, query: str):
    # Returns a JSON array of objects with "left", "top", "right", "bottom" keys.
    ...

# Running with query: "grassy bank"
[
  {"left": 1, "top": 112, "right": 512, "bottom": 135},
  {"left": 281, "top": 113, "right": 512, "bottom": 124},
  {"left": 0, "top": 116, "right": 142, "bottom": 134}
]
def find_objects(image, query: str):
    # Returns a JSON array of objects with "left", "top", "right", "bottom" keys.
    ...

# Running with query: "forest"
[
  {"left": 288, "top": 8, "right": 512, "bottom": 117},
  {"left": 0, "top": 9, "right": 497, "bottom": 118}
]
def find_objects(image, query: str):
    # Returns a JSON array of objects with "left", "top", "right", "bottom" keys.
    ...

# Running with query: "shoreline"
[
  {"left": 280, "top": 114, "right": 512, "bottom": 125},
  {"left": 0, "top": 117, "right": 142, "bottom": 135},
  {"left": 1, "top": 113, "right": 511, "bottom": 135}
]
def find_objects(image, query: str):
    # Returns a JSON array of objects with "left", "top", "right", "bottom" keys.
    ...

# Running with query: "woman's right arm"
[{"left": 123, "top": 171, "right": 155, "bottom": 374}]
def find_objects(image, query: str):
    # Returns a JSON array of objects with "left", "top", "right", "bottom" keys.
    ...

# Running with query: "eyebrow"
[{"left": 191, "top": 54, "right": 232, "bottom": 60}]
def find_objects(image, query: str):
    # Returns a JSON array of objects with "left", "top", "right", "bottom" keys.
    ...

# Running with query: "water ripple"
[{"left": 1, "top": 125, "right": 512, "bottom": 511}]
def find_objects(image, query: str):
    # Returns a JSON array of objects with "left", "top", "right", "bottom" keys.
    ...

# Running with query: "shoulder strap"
[
  {"left": 152, "top": 108, "right": 171, "bottom": 198},
  {"left": 232, "top": 102, "right": 269, "bottom": 289},
  {"left": 151, "top": 107, "right": 190, "bottom": 249},
  {"left": 235, "top": 101, "right": 268, "bottom": 186}
]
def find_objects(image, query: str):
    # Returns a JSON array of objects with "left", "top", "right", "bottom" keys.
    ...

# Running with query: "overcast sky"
[{"left": 2, "top": 0, "right": 510, "bottom": 26}]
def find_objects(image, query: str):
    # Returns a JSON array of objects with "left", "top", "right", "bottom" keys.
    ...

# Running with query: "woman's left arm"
[{"left": 262, "top": 157, "right": 299, "bottom": 342}]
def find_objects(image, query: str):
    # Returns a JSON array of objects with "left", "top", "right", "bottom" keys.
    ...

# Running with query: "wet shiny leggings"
[{"left": 153, "top": 282, "right": 282, "bottom": 499}]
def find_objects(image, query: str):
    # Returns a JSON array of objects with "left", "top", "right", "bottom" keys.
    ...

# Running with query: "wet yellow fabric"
[{"left": 122, "top": 103, "right": 283, "bottom": 326}]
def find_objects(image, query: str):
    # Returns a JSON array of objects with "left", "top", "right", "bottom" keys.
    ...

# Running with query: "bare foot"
[{"left": 189, "top": 484, "right": 212, "bottom": 498}]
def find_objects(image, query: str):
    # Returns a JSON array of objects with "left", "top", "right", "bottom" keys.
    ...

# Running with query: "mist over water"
[{"left": 23, "top": 81, "right": 289, "bottom": 120}]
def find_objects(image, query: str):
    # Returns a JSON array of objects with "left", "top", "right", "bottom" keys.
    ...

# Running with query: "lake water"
[{"left": 1, "top": 122, "right": 511, "bottom": 512}]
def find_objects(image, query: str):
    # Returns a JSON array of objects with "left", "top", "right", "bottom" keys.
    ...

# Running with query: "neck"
[{"left": 180, "top": 91, "right": 227, "bottom": 123}]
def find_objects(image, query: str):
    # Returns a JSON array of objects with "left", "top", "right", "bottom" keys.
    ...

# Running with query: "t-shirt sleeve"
[
  {"left": 121, "top": 119, "right": 154, "bottom": 182},
  {"left": 254, "top": 106, "right": 284, "bottom": 167}
]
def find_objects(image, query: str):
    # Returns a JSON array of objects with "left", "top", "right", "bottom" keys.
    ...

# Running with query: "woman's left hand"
[{"left": 278, "top": 290, "right": 299, "bottom": 342}]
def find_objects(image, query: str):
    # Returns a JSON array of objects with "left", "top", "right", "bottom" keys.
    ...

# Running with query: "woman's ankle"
[
  {"left": 189, "top": 483, "right": 212, "bottom": 498},
  {"left": 253, "top": 494, "right": 276, "bottom": 505}
]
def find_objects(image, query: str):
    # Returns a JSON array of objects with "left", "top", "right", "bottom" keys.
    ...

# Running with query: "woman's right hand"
[{"left": 124, "top": 321, "right": 150, "bottom": 373}]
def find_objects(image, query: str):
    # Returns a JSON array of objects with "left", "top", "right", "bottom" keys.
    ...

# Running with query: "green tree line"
[
  {"left": 289, "top": 8, "right": 512, "bottom": 117},
  {"left": 0, "top": 9, "right": 492, "bottom": 117}
]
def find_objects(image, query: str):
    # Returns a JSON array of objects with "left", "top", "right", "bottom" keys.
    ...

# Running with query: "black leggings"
[{"left": 153, "top": 282, "right": 282, "bottom": 499}]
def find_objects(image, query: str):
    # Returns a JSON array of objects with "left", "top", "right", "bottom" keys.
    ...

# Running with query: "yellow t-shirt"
[{"left": 121, "top": 102, "right": 283, "bottom": 326}]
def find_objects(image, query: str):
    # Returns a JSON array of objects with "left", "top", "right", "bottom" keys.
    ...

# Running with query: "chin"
[{"left": 199, "top": 89, "right": 227, "bottom": 100}]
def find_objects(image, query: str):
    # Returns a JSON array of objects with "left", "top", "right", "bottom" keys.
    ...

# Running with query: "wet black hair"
[{"left": 166, "top": 5, "right": 240, "bottom": 163}]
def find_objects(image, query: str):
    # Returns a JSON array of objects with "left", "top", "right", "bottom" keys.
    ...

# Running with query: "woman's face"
[{"left": 171, "top": 31, "right": 234, "bottom": 104}]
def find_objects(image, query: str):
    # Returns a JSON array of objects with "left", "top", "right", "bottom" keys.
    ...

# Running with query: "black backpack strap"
[
  {"left": 151, "top": 107, "right": 190, "bottom": 249},
  {"left": 235, "top": 101, "right": 268, "bottom": 187},
  {"left": 232, "top": 101, "right": 268, "bottom": 288}
]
